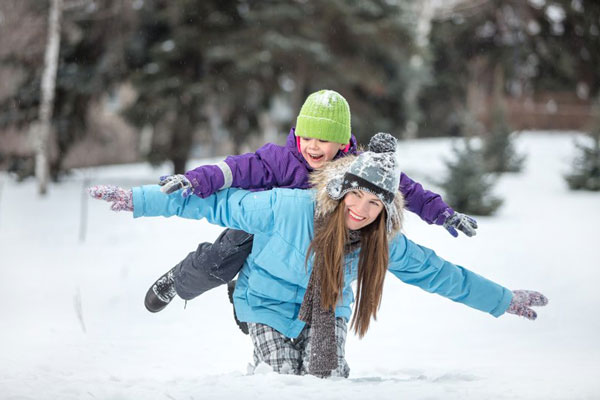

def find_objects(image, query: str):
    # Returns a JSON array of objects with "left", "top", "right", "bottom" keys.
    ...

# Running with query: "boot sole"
[{"left": 144, "top": 285, "right": 169, "bottom": 313}]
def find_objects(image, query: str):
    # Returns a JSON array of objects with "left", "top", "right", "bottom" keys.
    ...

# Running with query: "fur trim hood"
[{"left": 309, "top": 155, "right": 405, "bottom": 236}]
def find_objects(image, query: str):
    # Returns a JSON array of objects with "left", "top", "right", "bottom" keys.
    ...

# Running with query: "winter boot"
[
  {"left": 227, "top": 280, "right": 249, "bottom": 334},
  {"left": 145, "top": 268, "right": 177, "bottom": 313}
]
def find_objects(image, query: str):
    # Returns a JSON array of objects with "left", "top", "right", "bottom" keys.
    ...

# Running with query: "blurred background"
[
  {"left": 1, "top": 2, "right": 600, "bottom": 398},
  {"left": 1, "top": 0, "right": 598, "bottom": 201}
]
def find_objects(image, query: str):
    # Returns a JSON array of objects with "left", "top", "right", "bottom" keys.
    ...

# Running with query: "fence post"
[
  {"left": 79, "top": 177, "right": 90, "bottom": 243},
  {"left": 0, "top": 174, "right": 4, "bottom": 231}
]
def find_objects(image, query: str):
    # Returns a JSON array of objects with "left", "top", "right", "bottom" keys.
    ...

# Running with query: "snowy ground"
[{"left": 1, "top": 131, "right": 599, "bottom": 400}]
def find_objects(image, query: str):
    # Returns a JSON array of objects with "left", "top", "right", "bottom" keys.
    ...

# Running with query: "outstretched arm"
[
  {"left": 89, "top": 184, "right": 277, "bottom": 236},
  {"left": 399, "top": 172, "right": 477, "bottom": 238},
  {"left": 388, "top": 234, "right": 547, "bottom": 319},
  {"left": 161, "top": 143, "right": 310, "bottom": 198}
]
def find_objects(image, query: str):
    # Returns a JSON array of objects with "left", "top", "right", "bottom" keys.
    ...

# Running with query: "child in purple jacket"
[{"left": 91, "top": 90, "right": 477, "bottom": 332}]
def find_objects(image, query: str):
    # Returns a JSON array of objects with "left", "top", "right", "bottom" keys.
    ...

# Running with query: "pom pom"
[{"left": 368, "top": 132, "right": 397, "bottom": 153}]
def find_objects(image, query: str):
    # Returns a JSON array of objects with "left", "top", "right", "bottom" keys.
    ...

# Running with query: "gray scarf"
[{"left": 298, "top": 227, "right": 361, "bottom": 378}]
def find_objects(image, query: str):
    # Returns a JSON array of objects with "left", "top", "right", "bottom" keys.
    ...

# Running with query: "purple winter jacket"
[{"left": 184, "top": 129, "right": 453, "bottom": 225}]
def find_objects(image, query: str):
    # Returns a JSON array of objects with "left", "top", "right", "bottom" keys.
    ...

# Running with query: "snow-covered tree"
[
  {"left": 565, "top": 98, "right": 600, "bottom": 191},
  {"left": 438, "top": 112, "right": 503, "bottom": 215},
  {"left": 0, "top": 0, "right": 136, "bottom": 180},
  {"left": 123, "top": 0, "right": 425, "bottom": 172},
  {"left": 440, "top": 138, "right": 503, "bottom": 215},
  {"left": 482, "top": 66, "right": 525, "bottom": 173},
  {"left": 420, "top": 0, "right": 600, "bottom": 137}
]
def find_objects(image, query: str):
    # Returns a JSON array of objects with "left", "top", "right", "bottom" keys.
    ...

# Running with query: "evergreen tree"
[
  {"left": 438, "top": 114, "right": 503, "bottom": 216},
  {"left": 420, "top": 0, "right": 600, "bottom": 137},
  {"left": 0, "top": 0, "right": 135, "bottom": 179},
  {"left": 241, "top": 0, "right": 426, "bottom": 143},
  {"left": 482, "top": 66, "right": 525, "bottom": 173},
  {"left": 123, "top": 0, "right": 425, "bottom": 172},
  {"left": 565, "top": 98, "right": 600, "bottom": 191},
  {"left": 2, "top": 0, "right": 426, "bottom": 176}
]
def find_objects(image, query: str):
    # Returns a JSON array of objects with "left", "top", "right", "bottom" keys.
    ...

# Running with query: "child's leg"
[
  {"left": 300, "top": 318, "right": 351, "bottom": 378},
  {"left": 173, "top": 228, "right": 254, "bottom": 300},
  {"left": 248, "top": 322, "right": 302, "bottom": 375},
  {"left": 145, "top": 229, "right": 253, "bottom": 313}
]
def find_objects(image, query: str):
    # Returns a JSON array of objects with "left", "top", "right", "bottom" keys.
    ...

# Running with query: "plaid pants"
[{"left": 248, "top": 318, "right": 350, "bottom": 378}]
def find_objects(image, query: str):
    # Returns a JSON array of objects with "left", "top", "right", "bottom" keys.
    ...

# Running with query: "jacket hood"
[{"left": 309, "top": 155, "right": 404, "bottom": 236}]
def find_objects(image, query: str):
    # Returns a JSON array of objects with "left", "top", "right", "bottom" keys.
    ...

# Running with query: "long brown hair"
[{"left": 306, "top": 201, "right": 389, "bottom": 338}]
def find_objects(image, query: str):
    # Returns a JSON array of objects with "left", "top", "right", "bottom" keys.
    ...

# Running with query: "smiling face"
[
  {"left": 342, "top": 190, "right": 385, "bottom": 230},
  {"left": 298, "top": 137, "right": 347, "bottom": 169}
]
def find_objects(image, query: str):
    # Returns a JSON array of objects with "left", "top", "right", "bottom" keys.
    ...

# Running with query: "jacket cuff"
[
  {"left": 184, "top": 163, "right": 229, "bottom": 198},
  {"left": 490, "top": 288, "right": 514, "bottom": 317},
  {"left": 435, "top": 207, "right": 454, "bottom": 225},
  {"left": 217, "top": 161, "right": 233, "bottom": 189},
  {"left": 132, "top": 186, "right": 144, "bottom": 218}
]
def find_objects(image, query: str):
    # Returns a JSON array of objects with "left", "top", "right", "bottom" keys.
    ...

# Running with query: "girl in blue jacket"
[
  {"left": 102, "top": 90, "right": 478, "bottom": 320},
  {"left": 91, "top": 133, "right": 547, "bottom": 378}
]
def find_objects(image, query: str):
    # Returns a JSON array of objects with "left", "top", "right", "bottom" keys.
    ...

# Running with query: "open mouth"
[
  {"left": 307, "top": 153, "right": 324, "bottom": 162},
  {"left": 348, "top": 209, "right": 366, "bottom": 222}
]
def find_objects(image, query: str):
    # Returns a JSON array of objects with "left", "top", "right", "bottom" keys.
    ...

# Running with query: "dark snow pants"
[{"left": 172, "top": 228, "right": 254, "bottom": 300}]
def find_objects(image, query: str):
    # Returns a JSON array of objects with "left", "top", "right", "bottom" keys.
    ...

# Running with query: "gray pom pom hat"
[{"left": 310, "top": 132, "right": 404, "bottom": 234}]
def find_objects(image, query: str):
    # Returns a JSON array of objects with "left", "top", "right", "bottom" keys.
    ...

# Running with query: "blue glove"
[
  {"left": 158, "top": 174, "right": 192, "bottom": 197},
  {"left": 442, "top": 211, "right": 478, "bottom": 238}
]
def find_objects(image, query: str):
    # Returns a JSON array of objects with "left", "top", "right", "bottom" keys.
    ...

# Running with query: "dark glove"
[
  {"left": 158, "top": 174, "right": 192, "bottom": 197},
  {"left": 443, "top": 211, "right": 478, "bottom": 237},
  {"left": 506, "top": 290, "right": 548, "bottom": 320},
  {"left": 88, "top": 185, "right": 133, "bottom": 212}
]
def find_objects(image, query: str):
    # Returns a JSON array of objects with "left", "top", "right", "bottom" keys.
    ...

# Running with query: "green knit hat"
[{"left": 295, "top": 90, "right": 351, "bottom": 144}]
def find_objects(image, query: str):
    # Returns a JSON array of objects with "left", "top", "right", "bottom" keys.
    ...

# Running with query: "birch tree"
[{"left": 36, "top": 0, "right": 62, "bottom": 195}]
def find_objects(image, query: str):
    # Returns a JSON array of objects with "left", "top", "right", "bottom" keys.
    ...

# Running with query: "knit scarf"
[{"left": 298, "top": 225, "right": 361, "bottom": 378}]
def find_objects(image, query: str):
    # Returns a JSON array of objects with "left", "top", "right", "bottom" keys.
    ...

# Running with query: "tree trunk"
[
  {"left": 170, "top": 106, "right": 193, "bottom": 174},
  {"left": 36, "top": 0, "right": 63, "bottom": 195},
  {"left": 206, "top": 98, "right": 226, "bottom": 156},
  {"left": 290, "top": 62, "right": 308, "bottom": 117}
]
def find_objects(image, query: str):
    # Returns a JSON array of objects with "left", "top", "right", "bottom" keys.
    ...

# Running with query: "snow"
[
  {"left": 313, "top": 90, "right": 341, "bottom": 108},
  {"left": 1, "top": 131, "right": 599, "bottom": 399},
  {"left": 545, "top": 5, "right": 566, "bottom": 23}
]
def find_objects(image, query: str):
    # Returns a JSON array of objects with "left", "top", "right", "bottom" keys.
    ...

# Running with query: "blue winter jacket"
[{"left": 132, "top": 185, "right": 513, "bottom": 338}]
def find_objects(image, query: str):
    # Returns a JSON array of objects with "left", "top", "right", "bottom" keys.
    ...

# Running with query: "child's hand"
[
  {"left": 159, "top": 174, "right": 192, "bottom": 197},
  {"left": 442, "top": 211, "right": 478, "bottom": 237},
  {"left": 506, "top": 290, "right": 548, "bottom": 320},
  {"left": 88, "top": 185, "right": 133, "bottom": 212}
]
